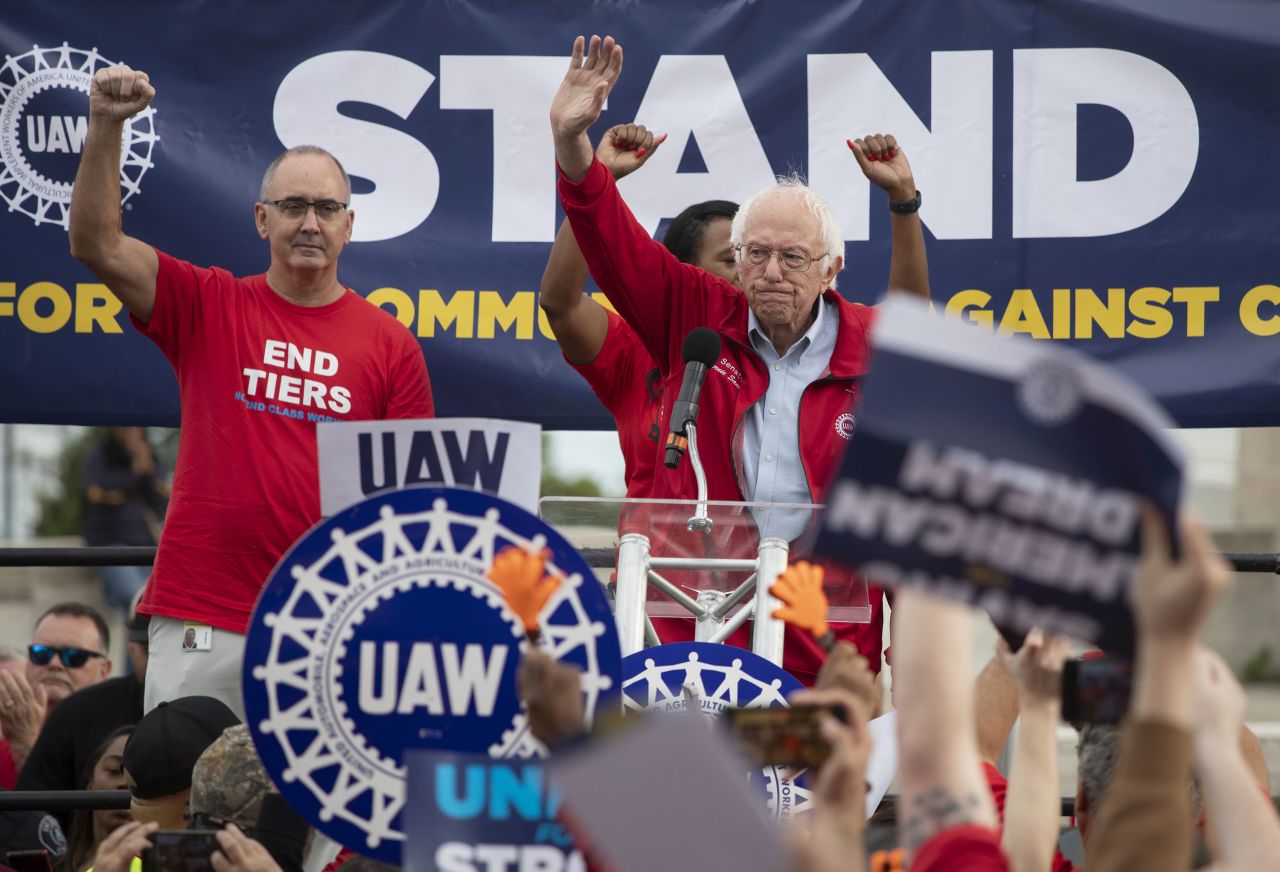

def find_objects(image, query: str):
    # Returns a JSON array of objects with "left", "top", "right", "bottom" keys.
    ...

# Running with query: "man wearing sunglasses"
[
  {"left": 0, "top": 603, "right": 112, "bottom": 786},
  {"left": 69, "top": 66, "right": 435, "bottom": 717}
]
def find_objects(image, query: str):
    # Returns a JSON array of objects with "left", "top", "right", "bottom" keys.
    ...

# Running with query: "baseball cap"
[
  {"left": 123, "top": 696, "right": 241, "bottom": 799},
  {"left": 190, "top": 725, "right": 275, "bottom": 828}
]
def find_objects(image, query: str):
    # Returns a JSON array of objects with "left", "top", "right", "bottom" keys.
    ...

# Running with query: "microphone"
[{"left": 665, "top": 327, "right": 722, "bottom": 468}]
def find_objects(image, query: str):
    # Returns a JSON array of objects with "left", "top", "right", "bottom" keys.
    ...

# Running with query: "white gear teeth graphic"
[
  {"left": 246, "top": 490, "right": 618, "bottom": 858},
  {"left": 1, "top": 44, "right": 157, "bottom": 228},
  {"left": 622, "top": 643, "right": 811, "bottom": 823}
]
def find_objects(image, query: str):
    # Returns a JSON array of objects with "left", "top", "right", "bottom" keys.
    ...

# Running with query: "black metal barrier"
[
  {"left": 0, "top": 790, "right": 130, "bottom": 811},
  {"left": 0, "top": 789, "right": 1046, "bottom": 815},
  {"left": 1, "top": 546, "right": 1278, "bottom": 574}
]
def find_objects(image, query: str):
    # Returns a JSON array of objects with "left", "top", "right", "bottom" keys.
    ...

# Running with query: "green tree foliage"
[
  {"left": 34, "top": 427, "right": 180, "bottom": 538},
  {"left": 34, "top": 428, "right": 97, "bottom": 537},
  {"left": 540, "top": 434, "right": 603, "bottom": 498},
  {"left": 34, "top": 428, "right": 597, "bottom": 536}
]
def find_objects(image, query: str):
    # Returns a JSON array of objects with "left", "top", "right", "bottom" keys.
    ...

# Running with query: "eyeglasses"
[
  {"left": 735, "top": 243, "right": 830, "bottom": 273},
  {"left": 28, "top": 644, "right": 106, "bottom": 669},
  {"left": 262, "top": 198, "right": 349, "bottom": 222}
]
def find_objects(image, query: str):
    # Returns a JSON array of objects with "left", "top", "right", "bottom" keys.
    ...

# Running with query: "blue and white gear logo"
[
  {"left": 1, "top": 44, "right": 157, "bottom": 228},
  {"left": 622, "top": 643, "right": 813, "bottom": 823},
  {"left": 243, "top": 487, "right": 621, "bottom": 863}
]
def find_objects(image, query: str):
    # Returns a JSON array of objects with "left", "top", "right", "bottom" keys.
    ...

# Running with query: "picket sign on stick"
[{"left": 813, "top": 297, "right": 1184, "bottom": 654}]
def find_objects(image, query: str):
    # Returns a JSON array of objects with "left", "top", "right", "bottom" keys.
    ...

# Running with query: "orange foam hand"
[
  {"left": 487, "top": 546, "right": 561, "bottom": 634},
  {"left": 770, "top": 561, "right": 831, "bottom": 639}
]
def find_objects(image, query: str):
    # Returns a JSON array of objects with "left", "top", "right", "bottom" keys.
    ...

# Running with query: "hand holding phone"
[
  {"left": 722, "top": 704, "right": 848, "bottom": 769},
  {"left": 1061, "top": 656, "right": 1134, "bottom": 724},
  {"left": 141, "top": 830, "right": 221, "bottom": 872}
]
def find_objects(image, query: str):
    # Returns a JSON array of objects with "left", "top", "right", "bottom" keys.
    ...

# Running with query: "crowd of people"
[{"left": 0, "top": 28, "right": 1273, "bottom": 872}]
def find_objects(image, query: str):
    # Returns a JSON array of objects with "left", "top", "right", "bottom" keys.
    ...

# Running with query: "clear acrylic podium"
[{"left": 539, "top": 497, "right": 871, "bottom": 665}]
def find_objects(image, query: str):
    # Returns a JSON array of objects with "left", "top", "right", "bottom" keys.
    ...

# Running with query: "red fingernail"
[
  {"left": 658, "top": 133, "right": 669, "bottom": 143},
  {"left": 846, "top": 138, "right": 856, "bottom": 151},
  {"left": 868, "top": 154, "right": 878, "bottom": 162},
  {"left": 887, "top": 149, "right": 895, "bottom": 158},
  {"left": 636, "top": 148, "right": 646, "bottom": 158}
]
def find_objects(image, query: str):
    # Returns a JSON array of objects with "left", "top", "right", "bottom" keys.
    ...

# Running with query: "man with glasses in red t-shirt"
[{"left": 69, "top": 66, "right": 435, "bottom": 719}]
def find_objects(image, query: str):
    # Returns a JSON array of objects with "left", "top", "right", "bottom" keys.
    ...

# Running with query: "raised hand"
[
  {"left": 598, "top": 124, "right": 667, "bottom": 181},
  {"left": 93, "top": 821, "right": 158, "bottom": 872},
  {"left": 1191, "top": 646, "right": 1246, "bottom": 749},
  {"left": 211, "top": 824, "right": 283, "bottom": 872},
  {"left": 848, "top": 133, "right": 916, "bottom": 202},
  {"left": 815, "top": 641, "right": 880, "bottom": 720},
  {"left": 996, "top": 627, "right": 1070, "bottom": 710},
  {"left": 517, "top": 649, "right": 585, "bottom": 750},
  {"left": 550, "top": 35, "right": 623, "bottom": 141},
  {"left": 89, "top": 66, "right": 155, "bottom": 123},
  {"left": 0, "top": 671, "right": 47, "bottom": 759},
  {"left": 771, "top": 561, "right": 832, "bottom": 643},
  {"left": 1130, "top": 508, "right": 1232, "bottom": 642},
  {"left": 487, "top": 545, "right": 560, "bottom": 636}
]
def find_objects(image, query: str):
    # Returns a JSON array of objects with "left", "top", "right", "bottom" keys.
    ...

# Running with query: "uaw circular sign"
[
  {"left": 621, "top": 642, "right": 812, "bottom": 822},
  {"left": 243, "top": 487, "right": 621, "bottom": 863},
  {"left": 1, "top": 44, "right": 158, "bottom": 229}
]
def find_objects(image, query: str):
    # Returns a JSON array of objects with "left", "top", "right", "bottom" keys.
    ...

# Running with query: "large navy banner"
[{"left": 2, "top": 1, "right": 1278, "bottom": 428}]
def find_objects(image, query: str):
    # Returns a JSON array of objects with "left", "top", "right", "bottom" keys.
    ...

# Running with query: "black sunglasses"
[{"left": 28, "top": 644, "right": 106, "bottom": 668}]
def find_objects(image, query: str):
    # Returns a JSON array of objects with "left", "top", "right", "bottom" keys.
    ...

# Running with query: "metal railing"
[{"left": 1, "top": 546, "right": 1278, "bottom": 574}]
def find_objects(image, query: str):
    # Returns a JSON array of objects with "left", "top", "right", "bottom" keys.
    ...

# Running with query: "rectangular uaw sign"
[
  {"left": 404, "top": 750, "right": 582, "bottom": 872},
  {"left": 813, "top": 298, "right": 1184, "bottom": 653},
  {"left": 316, "top": 418, "right": 541, "bottom": 515}
]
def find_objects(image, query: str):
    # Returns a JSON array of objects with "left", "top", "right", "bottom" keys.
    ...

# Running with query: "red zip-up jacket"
[{"left": 559, "top": 158, "right": 885, "bottom": 680}]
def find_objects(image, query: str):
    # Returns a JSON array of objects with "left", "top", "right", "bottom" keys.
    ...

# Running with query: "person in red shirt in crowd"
[
  {"left": 68, "top": 66, "right": 435, "bottom": 719},
  {"left": 0, "top": 604, "right": 113, "bottom": 788},
  {"left": 548, "top": 36, "right": 930, "bottom": 681},
  {"left": 539, "top": 122, "right": 739, "bottom": 500}
]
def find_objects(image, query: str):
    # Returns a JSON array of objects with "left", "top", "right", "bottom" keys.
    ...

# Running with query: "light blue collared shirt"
[{"left": 742, "top": 297, "right": 839, "bottom": 540}]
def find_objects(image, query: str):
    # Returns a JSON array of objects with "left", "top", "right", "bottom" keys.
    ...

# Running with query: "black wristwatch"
[{"left": 889, "top": 189, "right": 922, "bottom": 214}]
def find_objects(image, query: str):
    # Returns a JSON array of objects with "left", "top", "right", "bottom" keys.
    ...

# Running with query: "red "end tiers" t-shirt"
[{"left": 134, "top": 250, "right": 435, "bottom": 632}]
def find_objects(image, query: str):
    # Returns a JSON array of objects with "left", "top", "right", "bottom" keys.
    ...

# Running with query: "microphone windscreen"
[{"left": 682, "top": 327, "right": 722, "bottom": 366}]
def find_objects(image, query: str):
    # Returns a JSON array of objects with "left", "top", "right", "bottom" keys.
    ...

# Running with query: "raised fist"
[
  {"left": 89, "top": 65, "right": 155, "bottom": 123},
  {"left": 848, "top": 133, "right": 915, "bottom": 202},
  {"left": 597, "top": 124, "right": 666, "bottom": 181}
]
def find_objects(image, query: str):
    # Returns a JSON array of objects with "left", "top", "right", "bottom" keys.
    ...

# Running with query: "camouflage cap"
[{"left": 189, "top": 724, "right": 276, "bottom": 828}]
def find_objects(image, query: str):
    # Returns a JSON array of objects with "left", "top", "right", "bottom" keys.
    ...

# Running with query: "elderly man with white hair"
[{"left": 550, "top": 35, "right": 930, "bottom": 681}]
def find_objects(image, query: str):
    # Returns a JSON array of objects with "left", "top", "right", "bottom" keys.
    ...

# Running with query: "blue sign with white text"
[
  {"left": 242, "top": 486, "right": 621, "bottom": 862},
  {"left": 404, "top": 750, "right": 582, "bottom": 872},
  {"left": 813, "top": 298, "right": 1184, "bottom": 653},
  {"left": 2, "top": 1, "right": 1280, "bottom": 428}
]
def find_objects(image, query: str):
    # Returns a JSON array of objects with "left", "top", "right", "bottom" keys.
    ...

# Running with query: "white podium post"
[
  {"left": 615, "top": 533, "right": 651, "bottom": 658},
  {"left": 751, "top": 537, "right": 789, "bottom": 664}
]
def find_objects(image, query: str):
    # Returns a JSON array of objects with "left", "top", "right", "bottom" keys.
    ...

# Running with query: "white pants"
[{"left": 145, "top": 615, "right": 247, "bottom": 722}]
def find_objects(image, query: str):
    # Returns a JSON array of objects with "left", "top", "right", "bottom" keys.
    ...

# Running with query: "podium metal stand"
[{"left": 539, "top": 496, "right": 871, "bottom": 666}]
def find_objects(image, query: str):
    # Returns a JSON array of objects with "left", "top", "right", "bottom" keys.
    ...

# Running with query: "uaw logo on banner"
[
  {"left": 813, "top": 297, "right": 1185, "bottom": 654},
  {"left": 0, "top": 44, "right": 157, "bottom": 228},
  {"left": 243, "top": 487, "right": 622, "bottom": 863},
  {"left": 621, "top": 642, "right": 811, "bottom": 822}
]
